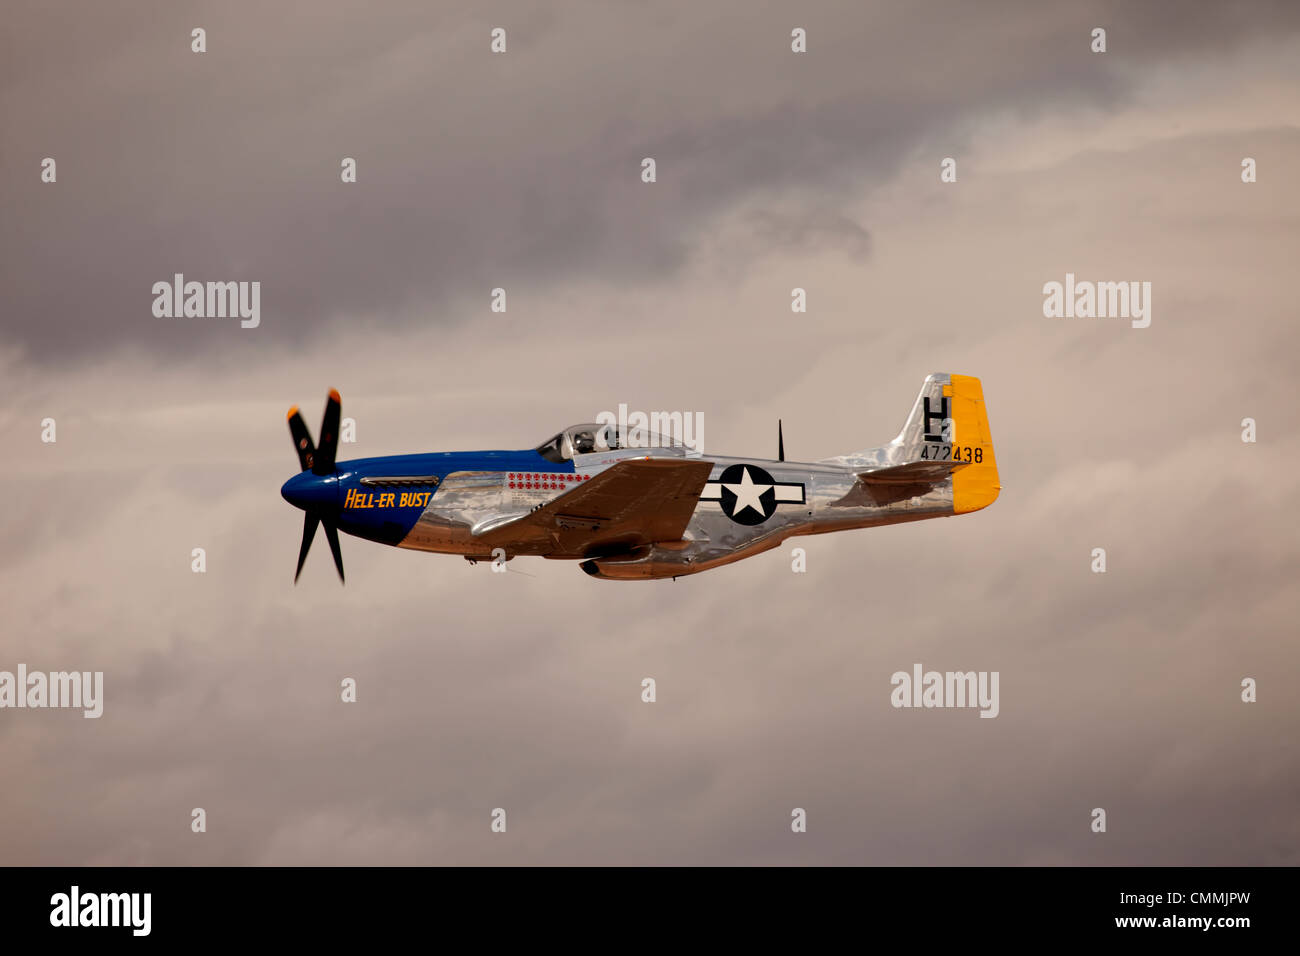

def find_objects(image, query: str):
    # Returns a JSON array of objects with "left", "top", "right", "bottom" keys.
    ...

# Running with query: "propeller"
[
  {"left": 778, "top": 419, "right": 785, "bottom": 462},
  {"left": 314, "top": 389, "right": 342, "bottom": 475},
  {"left": 287, "top": 405, "right": 316, "bottom": 471},
  {"left": 284, "top": 390, "right": 345, "bottom": 584},
  {"left": 295, "top": 513, "right": 320, "bottom": 583}
]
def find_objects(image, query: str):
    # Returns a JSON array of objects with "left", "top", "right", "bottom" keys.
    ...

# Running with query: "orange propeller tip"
[
  {"left": 286, "top": 405, "right": 299, "bottom": 421},
  {"left": 328, "top": 388, "right": 341, "bottom": 403}
]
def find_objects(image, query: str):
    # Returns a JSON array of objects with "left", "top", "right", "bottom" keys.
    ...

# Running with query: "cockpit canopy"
[{"left": 536, "top": 423, "right": 689, "bottom": 463}]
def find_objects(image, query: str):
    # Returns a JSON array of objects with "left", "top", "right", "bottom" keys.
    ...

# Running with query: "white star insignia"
[{"left": 724, "top": 466, "right": 772, "bottom": 517}]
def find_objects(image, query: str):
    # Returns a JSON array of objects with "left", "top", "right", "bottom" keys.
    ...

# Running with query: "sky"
[{"left": 1, "top": 0, "right": 1297, "bottom": 864}]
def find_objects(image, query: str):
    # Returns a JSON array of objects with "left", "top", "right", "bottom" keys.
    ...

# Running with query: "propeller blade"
[
  {"left": 295, "top": 512, "right": 320, "bottom": 583},
  {"left": 287, "top": 406, "right": 317, "bottom": 472},
  {"left": 323, "top": 520, "right": 345, "bottom": 583},
  {"left": 778, "top": 419, "right": 785, "bottom": 462},
  {"left": 313, "top": 389, "right": 342, "bottom": 475}
]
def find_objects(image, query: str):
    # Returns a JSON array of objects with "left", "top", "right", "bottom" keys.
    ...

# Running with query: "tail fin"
[
  {"left": 897, "top": 373, "right": 999, "bottom": 513},
  {"left": 832, "top": 373, "right": 1001, "bottom": 514}
]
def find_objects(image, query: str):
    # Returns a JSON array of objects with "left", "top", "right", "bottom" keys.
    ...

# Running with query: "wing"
[
  {"left": 853, "top": 459, "right": 971, "bottom": 506},
  {"left": 473, "top": 457, "right": 715, "bottom": 555}
]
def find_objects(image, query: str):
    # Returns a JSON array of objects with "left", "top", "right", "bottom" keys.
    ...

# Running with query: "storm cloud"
[{"left": 1, "top": 1, "right": 1298, "bottom": 864}]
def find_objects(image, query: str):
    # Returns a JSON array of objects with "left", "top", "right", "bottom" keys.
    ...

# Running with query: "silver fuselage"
[{"left": 395, "top": 444, "right": 950, "bottom": 579}]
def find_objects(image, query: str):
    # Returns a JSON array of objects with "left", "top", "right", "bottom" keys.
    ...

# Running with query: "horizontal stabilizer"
[
  {"left": 856, "top": 459, "right": 970, "bottom": 485},
  {"left": 853, "top": 458, "right": 970, "bottom": 507}
]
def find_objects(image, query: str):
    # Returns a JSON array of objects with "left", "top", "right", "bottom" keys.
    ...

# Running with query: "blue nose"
[{"left": 281, "top": 471, "right": 341, "bottom": 512}]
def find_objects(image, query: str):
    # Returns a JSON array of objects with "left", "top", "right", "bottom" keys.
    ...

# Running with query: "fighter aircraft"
[{"left": 280, "top": 374, "right": 1000, "bottom": 581}]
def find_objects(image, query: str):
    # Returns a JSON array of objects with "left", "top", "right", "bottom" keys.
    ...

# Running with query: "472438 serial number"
[{"left": 919, "top": 443, "right": 983, "bottom": 463}]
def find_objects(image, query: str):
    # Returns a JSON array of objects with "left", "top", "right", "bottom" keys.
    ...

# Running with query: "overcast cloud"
[{"left": 1, "top": 1, "right": 1297, "bottom": 865}]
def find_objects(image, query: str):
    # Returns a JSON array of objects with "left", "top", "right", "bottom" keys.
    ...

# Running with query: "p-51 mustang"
[{"left": 280, "top": 374, "right": 1000, "bottom": 582}]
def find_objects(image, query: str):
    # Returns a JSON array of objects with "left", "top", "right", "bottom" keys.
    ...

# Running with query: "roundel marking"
[
  {"left": 701, "top": 464, "right": 806, "bottom": 525},
  {"left": 717, "top": 463, "right": 778, "bottom": 525}
]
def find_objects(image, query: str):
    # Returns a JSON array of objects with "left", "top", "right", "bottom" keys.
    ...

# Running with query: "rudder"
[{"left": 948, "top": 374, "right": 1000, "bottom": 513}]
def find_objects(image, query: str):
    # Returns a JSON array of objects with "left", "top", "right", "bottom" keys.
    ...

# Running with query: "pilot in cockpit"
[
  {"left": 572, "top": 429, "right": 598, "bottom": 455},
  {"left": 598, "top": 426, "right": 621, "bottom": 450}
]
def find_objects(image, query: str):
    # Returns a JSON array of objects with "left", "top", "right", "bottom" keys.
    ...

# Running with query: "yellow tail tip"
[{"left": 949, "top": 374, "right": 1000, "bottom": 514}]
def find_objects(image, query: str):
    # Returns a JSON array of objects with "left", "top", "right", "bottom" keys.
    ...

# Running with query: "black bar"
[{"left": 0, "top": 866, "right": 1283, "bottom": 943}]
